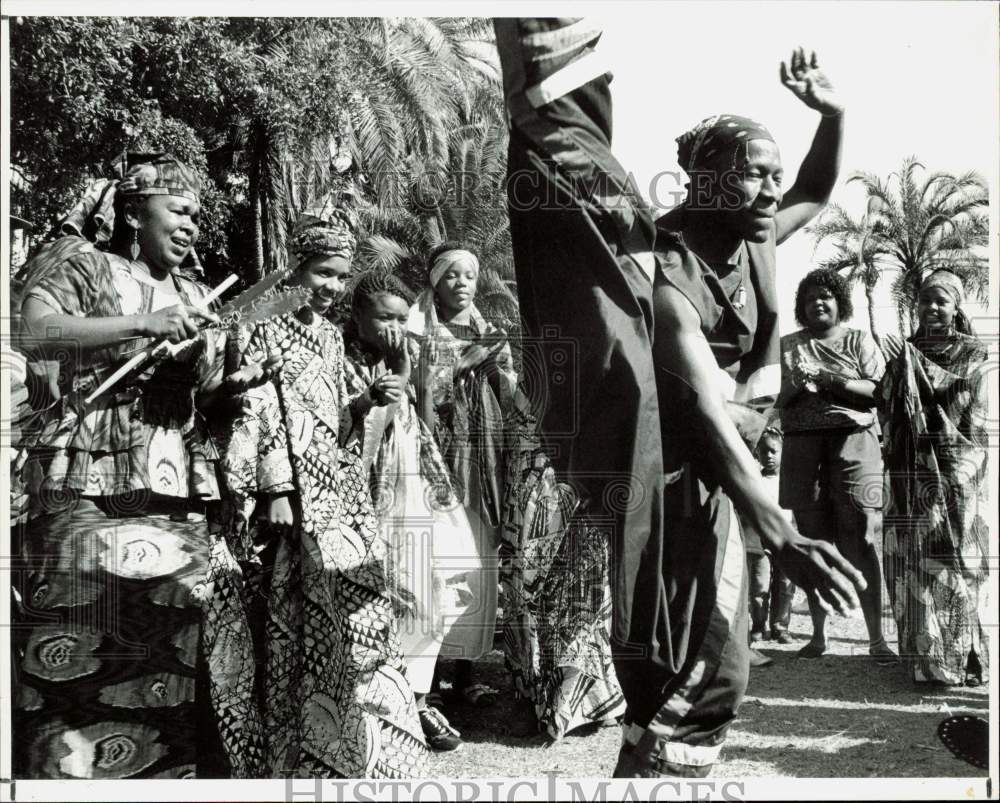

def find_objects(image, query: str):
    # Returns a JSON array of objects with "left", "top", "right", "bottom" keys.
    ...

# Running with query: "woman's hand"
[
  {"left": 416, "top": 337, "right": 438, "bottom": 392},
  {"left": 380, "top": 328, "right": 410, "bottom": 378},
  {"left": 462, "top": 343, "right": 492, "bottom": 367},
  {"left": 222, "top": 348, "right": 283, "bottom": 394},
  {"left": 810, "top": 368, "right": 846, "bottom": 392},
  {"left": 370, "top": 373, "right": 406, "bottom": 406},
  {"left": 267, "top": 493, "right": 296, "bottom": 535},
  {"left": 142, "top": 304, "right": 219, "bottom": 343},
  {"left": 780, "top": 48, "right": 843, "bottom": 116},
  {"left": 797, "top": 361, "right": 844, "bottom": 393}
]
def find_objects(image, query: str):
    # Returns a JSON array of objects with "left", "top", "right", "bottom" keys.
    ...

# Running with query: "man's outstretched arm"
[
  {"left": 775, "top": 48, "right": 845, "bottom": 244},
  {"left": 652, "top": 280, "right": 865, "bottom": 615}
]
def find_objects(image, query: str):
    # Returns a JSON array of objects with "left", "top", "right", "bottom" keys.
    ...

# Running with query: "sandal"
[
  {"left": 461, "top": 683, "right": 499, "bottom": 708},
  {"left": 869, "top": 638, "right": 900, "bottom": 666}
]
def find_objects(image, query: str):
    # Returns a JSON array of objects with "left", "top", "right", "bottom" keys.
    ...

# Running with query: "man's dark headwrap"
[{"left": 676, "top": 114, "right": 775, "bottom": 174}]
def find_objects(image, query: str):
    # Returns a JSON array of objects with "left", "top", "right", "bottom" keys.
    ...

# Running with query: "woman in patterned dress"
[
  {"left": 340, "top": 271, "right": 483, "bottom": 751},
  {"left": 222, "top": 209, "right": 428, "bottom": 777},
  {"left": 406, "top": 242, "right": 516, "bottom": 708},
  {"left": 500, "top": 391, "right": 627, "bottom": 741},
  {"left": 13, "top": 154, "right": 266, "bottom": 778},
  {"left": 879, "top": 270, "right": 989, "bottom": 686}
]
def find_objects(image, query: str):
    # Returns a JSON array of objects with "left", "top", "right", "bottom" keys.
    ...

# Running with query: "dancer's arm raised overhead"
[{"left": 775, "top": 48, "right": 845, "bottom": 244}]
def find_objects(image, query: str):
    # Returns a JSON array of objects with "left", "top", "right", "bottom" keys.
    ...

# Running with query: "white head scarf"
[{"left": 408, "top": 248, "right": 485, "bottom": 337}]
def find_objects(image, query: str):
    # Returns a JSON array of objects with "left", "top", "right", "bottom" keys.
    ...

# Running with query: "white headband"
[{"left": 430, "top": 249, "right": 480, "bottom": 288}]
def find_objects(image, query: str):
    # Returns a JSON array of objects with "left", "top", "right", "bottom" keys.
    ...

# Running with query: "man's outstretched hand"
[
  {"left": 775, "top": 533, "right": 866, "bottom": 616},
  {"left": 780, "top": 47, "right": 843, "bottom": 117}
]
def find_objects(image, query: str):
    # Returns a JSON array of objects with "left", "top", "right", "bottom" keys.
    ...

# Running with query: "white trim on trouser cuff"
[
  {"left": 525, "top": 48, "right": 610, "bottom": 108},
  {"left": 520, "top": 18, "right": 602, "bottom": 60},
  {"left": 622, "top": 724, "right": 724, "bottom": 767},
  {"left": 660, "top": 739, "right": 724, "bottom": 767},
  {"left": 623, "top": 502, "right": 745, "bottom": 761}
]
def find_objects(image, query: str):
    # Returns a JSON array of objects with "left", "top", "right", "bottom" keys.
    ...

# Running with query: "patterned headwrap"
[
  {"left": 920, "top": 269, "right": 965, "bottom": 306},
  {"left": 57, "top": 153, "right": 201, "bottom": 246},
  {"left": 429, "top": 248, "right": 480, "bottom": 288},
  {"left": 291, "top": 207, "right": 358, "bottom": 266},
  {"left": 49, "top": 153, "right": 205, "bottom": 277},
  {"left": 117, "top": 153, "right": 202, "bottom": 201},
  {"left": 676, "top": 114, "right": 775, "bottom": 175}
]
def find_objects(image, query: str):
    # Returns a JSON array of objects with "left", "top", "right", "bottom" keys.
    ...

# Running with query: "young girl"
[
  {"left": 755, "top": 427, "right": 798, "bottom": 645},
  {"left": 223, "top": 210, "right": 427, "bottom": 777},
  {"left": 341, "top": 271, "right": 483, "bottom": 751},
  {"left": 406, "top": 242, "right": 516, "bottom": 708}
]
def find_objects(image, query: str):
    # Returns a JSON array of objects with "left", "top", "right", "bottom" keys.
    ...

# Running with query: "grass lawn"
[{"left": 425, "top": 591, "right": 989, "bottom": 778}]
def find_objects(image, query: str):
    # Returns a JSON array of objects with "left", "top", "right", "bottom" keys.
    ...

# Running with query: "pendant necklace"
[
  {"left": 733, "top": 283, "right": 747, "bottom": 310},
  {"left": 730, "top": 244, "right": 748, "bottom": 310}
]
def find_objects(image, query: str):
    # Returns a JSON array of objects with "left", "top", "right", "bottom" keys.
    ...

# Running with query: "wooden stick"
[{"left": 84, "top": 273, "right": 238, "bottom": 404}]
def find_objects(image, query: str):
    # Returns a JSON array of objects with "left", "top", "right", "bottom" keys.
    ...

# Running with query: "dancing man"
[{"left": 495, "top": 20, "right": 866, "bottom": 777}]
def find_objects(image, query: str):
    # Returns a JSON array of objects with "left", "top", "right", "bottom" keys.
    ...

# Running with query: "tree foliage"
[
  {"left": 809, "top": 157, "right": 989, "bottom": 337},
  {"left": 10, "top": 16, "right": 504, "bottom": 296}
]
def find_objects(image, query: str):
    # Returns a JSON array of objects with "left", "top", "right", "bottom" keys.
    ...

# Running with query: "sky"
[
  {"left": 3, "top": 0, "right": 997, "bottom": 334},
  {"left": 594, "top": 1, "right": 998, "bottom": 335}
]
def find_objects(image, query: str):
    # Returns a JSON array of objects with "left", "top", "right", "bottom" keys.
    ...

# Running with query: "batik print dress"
[
  {"left": 408, "top": 314, "right": 515, "bottom": 661},
  {"left": 500, "top": 391, "right": 626, "bottom": 740},
  {"left": 879, "top": 332, "right": 990, "bottom": 685},
  {"left": 224, "top": 311, "right": 428, "bottom": 778},
  {"left": 13, "top": 239, "right": 261, "bottom": 779},
  {"left": 340, "top": 336, "right": 483, "bottom": 693}
]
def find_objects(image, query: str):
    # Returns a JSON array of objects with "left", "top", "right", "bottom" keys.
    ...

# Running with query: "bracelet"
[{"left": 821, "top": 108, "right": 844, "bottom": 118}]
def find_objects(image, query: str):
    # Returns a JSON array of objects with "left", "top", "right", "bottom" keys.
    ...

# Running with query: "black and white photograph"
[{"left": 1, "top": 2, "right": 996, "bottom": 800}]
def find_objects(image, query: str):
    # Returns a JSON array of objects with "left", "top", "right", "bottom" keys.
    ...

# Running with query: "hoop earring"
[{"left": 130, "top": 228, "right": 141, "bottom": 262}]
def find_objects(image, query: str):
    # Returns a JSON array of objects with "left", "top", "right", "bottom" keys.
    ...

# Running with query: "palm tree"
[
  {"left": 808, "top": 201, "right": 893, "bottom": 347},
  {"left": 233, "top": 17, "right": 499, "bottom": 280},
  {"left": 353, "top": 93, "right": 519, "bottom": 333},
  {"left": 848, "top": 157, "right": 988, "bottom": 335}
]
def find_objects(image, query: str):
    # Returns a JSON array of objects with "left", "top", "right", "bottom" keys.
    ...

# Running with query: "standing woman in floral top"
[
  {"left": 14, "top": 154, "right": 268, "bottom": 778},
  {"left": 777, "top": 268, "right": 897, "bottom": 663},
  {"left": 407, "top": 242, "right": 516, "bottom": 707}
]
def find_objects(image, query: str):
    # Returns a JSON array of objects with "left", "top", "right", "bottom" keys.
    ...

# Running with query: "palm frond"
[
  {"left": 348, "top": 96, "right": 407, "bottom": 210},
  {"left": 355, "top": 233, "right": 417, "bottom": 274}
]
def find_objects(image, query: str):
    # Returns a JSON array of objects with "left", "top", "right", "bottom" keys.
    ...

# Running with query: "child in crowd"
[
  {"left": 754, "top": 426, "right": 798, "bottom": 645},
  {"left": 341, "top": 271, "right": 484, "bottom": 752}
]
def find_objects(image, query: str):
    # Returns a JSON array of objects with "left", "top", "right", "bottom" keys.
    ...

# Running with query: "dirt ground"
[{"left": 427, "top": 590, "right": 990, "bottom": 779}]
